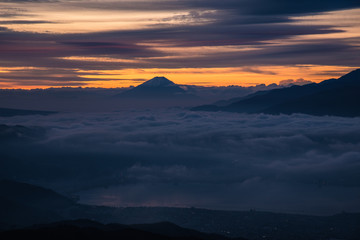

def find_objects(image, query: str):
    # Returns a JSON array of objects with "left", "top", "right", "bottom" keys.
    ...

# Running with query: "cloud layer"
[{"left": 1, "top": 110, "right": 360, "bottom": 214}]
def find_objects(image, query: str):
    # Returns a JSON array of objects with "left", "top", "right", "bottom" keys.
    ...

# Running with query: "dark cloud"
[
  {"left": 1, "top": 110, "right": 359, "bottom": 214},
  {"left": 0, "top": 0, "right": 57, "bottom": 2},
  {"left": 0, "top": 20, "right": 56, "bottom": 24},
  {"left": 60, "top": 41, "right": 158, "bottom": 56},
  {"left": 182, "top": 0, "right": 360, "bottom": 15},
  {"left": 240, "top": 67, "right": 277, "bottom": 75},
  {"left": 0, "top": 8, "right": 29, "bottom": 18},
  {"left": 62, "top": 41, "right": 125, "bottom": 47},
  {"left": 66, "top": 0, "right": 360, "bottom": 16},
  {"left": 103, "top": 23, "right": 342, "bottom": 47},
  {"left": 0, "top": 29, "right": 164, "bottom": 80},
  {"left": 0, "top": 21, "right": 353, "bottom": 70},
  {"left": 169, "top": 39, "right": 360, "bottom": 68},
  {"left": 279, "top": 78, "right": 313, "bottom": 86}
]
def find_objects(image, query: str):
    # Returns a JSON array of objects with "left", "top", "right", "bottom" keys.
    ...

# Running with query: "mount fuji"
[
  {"left": 119, "top": 77, "right": 191, "bottom": 99},
  {"left": 138, "top": 76, "right": 177, "bottom": 88}
]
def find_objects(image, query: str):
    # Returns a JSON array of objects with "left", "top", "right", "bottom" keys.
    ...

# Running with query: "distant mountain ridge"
[
  {"left": 192, "top": 69, "right": 360, "bottom": 117},
  {"left": 0, "top": 78, "right": 284, "bottom": 111}
]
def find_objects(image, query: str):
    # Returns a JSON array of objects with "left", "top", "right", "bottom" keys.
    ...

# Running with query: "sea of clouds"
[{"left": 1, "top": 109, "right": 360, "bottom": 214}]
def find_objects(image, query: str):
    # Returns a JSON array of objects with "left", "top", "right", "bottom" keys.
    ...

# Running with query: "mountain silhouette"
[
  {"left": 0, "top": 108, "right": 56, "bottom": 117},
  {"left": 0, "top": 180, "right": 76, "bottom": 229},
  {"left": 192, "top": 69, "right": 360, "bottom": 117},
  {"left": 130, "top": 221, "right": 233, "bottom": 240},
  {"left": 0, "top": 180, "right": 74, "bottom": 209},
  {"left": 118, "top": 76, "right": 191, "bottom": 99},
  {"left": 0, "top": 180, "right": 104, "bottom": 230}
]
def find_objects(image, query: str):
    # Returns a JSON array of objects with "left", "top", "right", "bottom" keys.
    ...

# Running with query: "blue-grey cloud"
[{"left": 1, "top": 110, "right": 359, "bottom": 214}]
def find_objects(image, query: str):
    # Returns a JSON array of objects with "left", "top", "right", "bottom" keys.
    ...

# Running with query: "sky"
[{"left": 0, "top": 0, "right": 360, "bottom": 88}]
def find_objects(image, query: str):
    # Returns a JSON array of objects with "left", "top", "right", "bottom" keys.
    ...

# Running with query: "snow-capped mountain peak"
[{"left": 138, "top": 77, "right": 176, "bottom": 87}]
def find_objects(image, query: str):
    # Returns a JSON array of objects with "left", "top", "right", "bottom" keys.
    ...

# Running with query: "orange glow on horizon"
[
  {"left": 78, "top": 65, "right": 356, "bottom": 87},
  {"left": 1, "top": 65, "right": 356, "bottom": 89}
]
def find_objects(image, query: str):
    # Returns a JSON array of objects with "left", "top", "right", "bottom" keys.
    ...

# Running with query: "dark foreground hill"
[
  {"left": 0, "top": 179, "right": 83, "bottom": 229},
  {"left": 0, "top": 219, "right": 244, "bottom": 240},
  {"left": 192, "top": 69, "right": 360, "bottom": 117},
  {"left": 1, "top": 180, "right": 359, "bottom": 240}
]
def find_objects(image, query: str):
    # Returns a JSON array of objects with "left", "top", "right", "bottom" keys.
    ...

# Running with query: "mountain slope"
[
  {"left": 0, "top": 179, "right": 74, "bottom": 209},
  {"left": 192, "top": 69, "right": 360, "bottom": 117},
  {"left": 0, "top": 219, "right": 245, "bottom": 240},
  {"left": 0, "top": 180, "right": 82, "bottom": 229},
  {"left": 264, "top": 86, "right": 360, "bottom": 116},
  {"left": 131, "top": 221, "right": 233, "bottom": 240}
]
